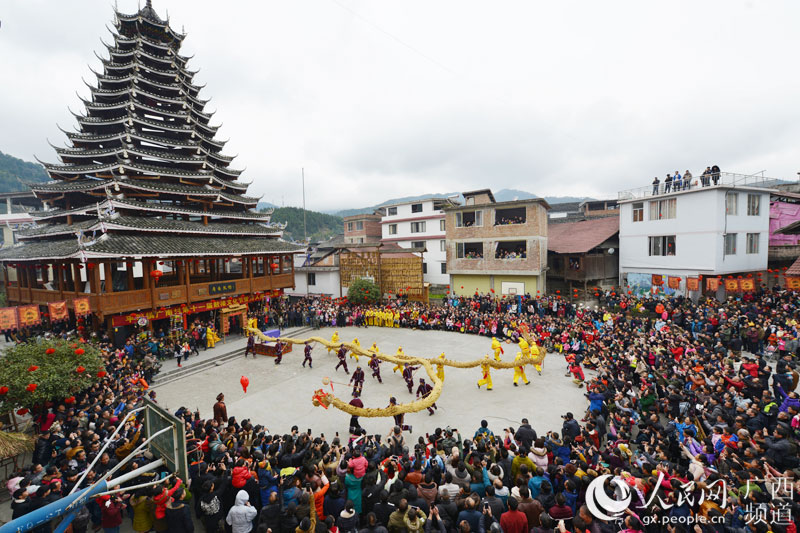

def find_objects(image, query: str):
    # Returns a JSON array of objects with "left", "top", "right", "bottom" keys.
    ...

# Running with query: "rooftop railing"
[{"left": 618, "top": 172, "right": 783, "bottom": 200}]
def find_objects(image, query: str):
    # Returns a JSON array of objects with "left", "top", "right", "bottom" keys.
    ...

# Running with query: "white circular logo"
[{"left": 585, "top": 474, "right": 632, "bottom": 521}]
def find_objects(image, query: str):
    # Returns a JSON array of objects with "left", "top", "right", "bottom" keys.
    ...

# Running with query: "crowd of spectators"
[
  {"left": 6, "top": 286, "right": 800, "bottom": 532},
  {"left": 651, "top": 165, "right": 721, "bottom": 195}
]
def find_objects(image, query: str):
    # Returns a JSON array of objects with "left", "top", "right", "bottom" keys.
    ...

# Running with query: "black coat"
[
  {"left": 516, "top": 424, "right": 536, "bottom": 448},
  {"left": 166, "top": 501, "right": 195, "bottom": 533}
]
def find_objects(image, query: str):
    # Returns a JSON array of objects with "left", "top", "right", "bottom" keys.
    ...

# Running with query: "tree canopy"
[
  {"left": 265, "top": 207, "right": 343, "bottom": 243},
  {"left": 347, "top": 277, "right": 381, "bottom": 305}
]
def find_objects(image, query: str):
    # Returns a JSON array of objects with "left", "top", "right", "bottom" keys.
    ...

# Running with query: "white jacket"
[{"left": 226, "top": 490, "right": 257, "bottom": 533}]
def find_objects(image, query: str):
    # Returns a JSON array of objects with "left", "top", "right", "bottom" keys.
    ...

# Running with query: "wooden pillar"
[
  {"left": 143, "top": 261, "right": 155, "bottom": 311},
  {"left": 89, "top": 264, "right": 100, "bottom": 294},
  {"left": 104, "top": 262, "right": 114, "bottom": 293},
  {"left": 127, "top": 262, "right": 135, "bottom": 291},
  {"left": 184, "top": 259, "right": 192, "bottom": 302},
  {"left": 72, "top": 263, "right": 82, "bottom": 296},
  {"left": 26, "top": 266, "right": 33, "bottom": 302},
  {"left": 57, "top": 263, "right": 64, "bottom": 300},
  {"left": 41, "top": 263, "right": 49, "bottom": 285},
  {"left": 248, "top": 256, "right": 254, "bottom": 293},
  {"left": 2, "top": 264, "right": 8, "bottom": 290}
]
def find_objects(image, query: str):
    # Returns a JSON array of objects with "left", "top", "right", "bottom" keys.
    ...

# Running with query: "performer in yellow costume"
[
  {"left": 491, "top": 337, "right": 504, "bottom": 361},
  {"left": 513, "top": 351, "right": 530, "bottom": 386},
  {"left": 393, "top": 347, "right": 406, "bottom": 373},
  {"left": 247, "top": 317, "right": 258, "bottom": 330},
  {"left": 350, "top": 338, "right": 361, "bottom": 362},
  {"left": 436, "top": 352, "right": 446, "bottom": 381},
  {"left": 327, "top": 331, "right": 340, "bottom": 354},
  {"left": 207, "top": 327, "right": 221, "bottom": 348},
  {"left": 477, "top": 355, "right": 493, "bottom": 390},
  {"left": 529, "top": 340, "right": 543, "bottom": 375},
  {"left": 369, "top": 342, "right": 379, "bottom": 354}
]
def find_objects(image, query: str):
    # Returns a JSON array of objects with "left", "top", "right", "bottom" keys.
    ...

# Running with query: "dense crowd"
[
  {"left": 651, "top": 165, "right": 721, "bottom": 194},
  {"left": 6, "top": 286, "right": 800, "bottom": 533}
]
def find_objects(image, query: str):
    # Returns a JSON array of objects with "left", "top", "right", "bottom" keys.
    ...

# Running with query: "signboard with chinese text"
[{"left": 18, "top": 305, "right": 41, "bottom": 327}]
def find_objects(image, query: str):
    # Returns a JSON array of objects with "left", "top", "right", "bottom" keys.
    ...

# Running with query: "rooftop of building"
[
  {"left": 547, "top": 216, "right": 619, "bottom": 254},
  {"left": 617, "top": 172, "right": 782, "bottom": 203},
  {"left": 343, "top": 213, "right": 382, "bottom": 222}
]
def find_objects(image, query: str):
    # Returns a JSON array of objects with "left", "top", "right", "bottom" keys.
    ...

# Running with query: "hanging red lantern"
[
  {"left": 0, "top": 386, "right": 8, "bottom": 395},
  {"left": 65, "top": 396, "right": 75, "bottom": 404},
  {"left": 240, "top": 375, "right": 250, "bottom": 393},
  {"left": 28, "top": 365, "right": 39, "bottom": 372},
  {"left": 76, "top": 366, "right": 85, "bottom": 374},
  {"left": 16, "top": 408, "right": 29, "bottom": 416},
  {"left": 150, "top": 270, "right": 163, "bottom": 284},
  {"left": 45, "top": 348, "right": 55, "bottom": 355},
  {"left": 26, "top": 383, "right": 37, "bottom": 392},
  {"left": 594, "top": 292, "right": 599, "bottom": 297},
  {"left": 74, "top": 348, "right": 85, "bottom": 356},
  {"left": 87, "top": 263, "right": 96, "bottom": 270},
  {"left": 556, "top": 290, "right": 560, "bottom": 294},
  {"left": 97, "top": 371, "right": 107, "bottom": 378}
]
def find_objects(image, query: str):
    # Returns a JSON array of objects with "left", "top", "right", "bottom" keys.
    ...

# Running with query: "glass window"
[
  {"left": 440, "top": 263, "right": 447, "bottom": 274},
  {"left": 410, "top": 221, "right": 426, "bottom": 233},
  {"left": 347, "top": 222, "right": 353, "bottom": 231},
  {"left": 411, "top": 241, "right": 425, "bottom": 249},
  {"left": 747, "top": 194, "right": 760, "bottom": 216},
  {"left": 387, "top": 207, "right": 397, "bottom": 216},
  {"left": 422, "top": 262, "right": 427, "bottom": 274},
  {"left": 632, "top": 202, "right": 644, "bottom": 222},
  {"left": 439, "top": 219, "right": 446, "bottom": 231},
  {"left": 411, "top": 203, "right": 423, "bottom": 213},
  {"left": 649, "top": 198, "right": 676, "bottom": 220},
  {"left": 726, "top": 193, "right": 738, "bottom": 215},
  {"left": 746, "top": 233, "right": 759, "bottom": 254},
  {"left": 724, "top": 233, "right": 737, "bottom": 255},
  {"left": 456, "top": 242, "right": 483, "bottom": 258},
  {"left": 455, "top": 211, "right": 482, "bottom": 227},
  {"left": 648, "top": 235, "right": 676, "bottom": 256},
  {"left": 440, "top": 240, "right": 446, "bottom": 252},
  {"left": 307, "top": 273, "right": 316, "bottom": 286},
  {"left": 356, "top": 221, "right": 363, "bottom": 230},
  {"left": 388, "top": 224, "right": 397, "bottom": 235}
]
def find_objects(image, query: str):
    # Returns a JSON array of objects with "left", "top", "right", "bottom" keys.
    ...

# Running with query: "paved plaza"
[{"left": 153, "top": 326, "right": 590, "bottom": 438}]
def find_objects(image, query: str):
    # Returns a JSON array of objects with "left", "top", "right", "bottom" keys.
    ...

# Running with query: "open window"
[
  {"left": 456, "top": 242, "right": 484, "bottom": 258},
  {"left": 455, "top": 210, "right": 482, "bottom": 227},
  {"left": 494, "top": 207, "right": 526, "bottom": 225},
  {"left": 495, "top": 240, "right": 527, "bottom": 259}
]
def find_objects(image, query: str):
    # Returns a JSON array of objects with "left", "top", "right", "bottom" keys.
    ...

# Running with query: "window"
[
  {"left": 356, "top": 221, "right": 364, "bottom": 230},
  {"left": 388, "top": 224, "right": 397, "bottom": 235},
  {"left": 410, "top": 221, "right": 426, "bottom": 233},
  {"left": 455, "top": 210, "right": 482, "bottom": 227},
  {"left": 440, "top": 263, "right": 447, "bottom": 274},
  {"left": 495, "top": 240, "right": 527, "bottom": 259},
  {"left": 358, "top": 238, "right": 364, "bottom": 243},
  {"left": 726, "top": 193, "right": 738, "bottom": 215},
  {"left": 648, "top": 235, "right": 676, "bottom": 256},
  {"left": 648, "top": 198, "right": 676, "bottom": 220},
  {"left": 746, "top": 233, "right": 759, "bottom": 254},
  {"left": 440, "top": 240, "right": 446, "bottom": 252},
  {"left": 411, "top": 241, "right": 426, "bottom": 249},
  {"left": 494, "top": 207, "right": 526, "bottom": 225},
  {"left": 632, "top": 202, "right": 644, "bottom": 222},
  {"left": 411, "top": 203, "right": 423, "bottom": 213},
  {"left": 422, "top": 263, "right": 427, "bottom": 274},
  {"left": 307, "top": 273, "right": 316, "bottom": 286},
  {"left": 387, "top": 207, "right": 397, "bottom": 216},
  {"left": 439, "top": 219, "right": 446, "bottom": 231},
  {"left": 747, "top": 194, "right": 760, "bottom": 216},
  {"left": 456, "top": 242, "right": 484, "bottom": 258},
  {"left": 724, "top": 233, "right": 737, "bottom": 255},
  {"left": 347, "top": 222, "right": 353, "bottom": 231}
]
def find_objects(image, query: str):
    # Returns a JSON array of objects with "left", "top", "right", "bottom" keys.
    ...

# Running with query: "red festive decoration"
[
  {"left": 150, "top": 270, "right": 163, "bottom": 284},
  {"left": 460, "top": 286, "right": 464, "bottom": 289},
  {"left": 74, "top": 348, "right": 85, "bottom": 355},
  {"left": 28, "top": 365, "right": 39, "bottom": 372},
  {"left": 87, "top": 263, "right": 96, "bottom": 270},
  {"left": 45, "top": 348, "right": 55, "bottom": 355},
  {"left": 16, "top": 408, "right": 29, "bottom": 416},
  {"left": 0, "top": 386, "right": 8, "bottom": 395},
  {"left": 76, "top": 366, "right": 85, "bottom": 374},
  {"left": 97, "top": 371, "right": 107, "bottom": 378},
  {"left": 240, "top": 375, "right": 250, "bottom": 393},
  {"left": 26, "top": 383, "right": 37, "bottom": 392},
  {"left": 65, "top": 396, "right": 75, "bottom": 404}
]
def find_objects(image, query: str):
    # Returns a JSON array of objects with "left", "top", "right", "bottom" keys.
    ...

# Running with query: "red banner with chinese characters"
[
  {"left": 706, "top": 278, "right": 720, "bottom": 292},
  {"left": 111, "top": 292, "right": 268, "bottom": 327},
  {"left": 724, "top": 279, "right": 739, "bottom": 291},
  {"left": 72, "top": 297, "right": 91, "bottom": 316},
  {"left": 18, "top": 305, "right": 41, "bottom": 327},
  {"left": 0, "top": 307, "right": 18, "bottom": 331},
  {"left": 686, "top": 277, "right": 700, "bottom": 291},
  {"left": 48, "top": 301, "right": 69, "bottom": 322},
  {"left": 652, "top": 274, "right": 664, "bottom": 286},
  {"left": 785, "top": 276, "right": 800, "bottom": 290},
  {"left": 667, "top": 276, "right": 681, "bottom": 289},
  {"left": 740, "top": 279, "right": 755, "bottom": 291}
]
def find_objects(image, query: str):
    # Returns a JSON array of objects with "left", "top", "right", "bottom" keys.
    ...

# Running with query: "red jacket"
[
  {"left": 500, "top": 509, "right": 528, "bottom": 533},
  {"left": 232, "top": 466, "right": 252, "bottom": 488},
  {"left": 154, "top": 478, "right": 182, "bottom": 519},
  {"left": 100, "top": 500, "right": 123, "bottom": 528}
]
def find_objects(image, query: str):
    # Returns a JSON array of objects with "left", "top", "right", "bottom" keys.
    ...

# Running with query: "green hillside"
[
  {"left": 266, "top": 206, "right": 343, "bottom": 243},
  {"left": 0, "top": 150, "right": 49, "bottom": 192}
]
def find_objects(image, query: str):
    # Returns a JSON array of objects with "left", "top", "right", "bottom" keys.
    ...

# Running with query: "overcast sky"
[{"left": 2, "top": 1, "right": 799, "bottom": 211}]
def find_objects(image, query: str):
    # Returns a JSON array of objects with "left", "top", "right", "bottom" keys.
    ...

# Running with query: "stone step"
[{"left": 151, "top": 326, "right": 316, "bottom": 387}]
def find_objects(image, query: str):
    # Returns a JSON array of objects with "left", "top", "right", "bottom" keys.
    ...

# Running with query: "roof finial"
[{"left": 146, "top": 0, "right": 153, "bottom": 8}]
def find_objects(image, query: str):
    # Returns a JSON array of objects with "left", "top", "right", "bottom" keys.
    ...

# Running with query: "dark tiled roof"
[
  {"left": 547, "top": 216, "right": 619, "bottom": 254},
  {"left": 787, "top": 256, "right": 800, "bottom": 276},
  {"left": 30, "top": 198, "right": 271, "bottom": 221},
  {"left": 0, "top": 234, "right": 301, "bottom": 261}
]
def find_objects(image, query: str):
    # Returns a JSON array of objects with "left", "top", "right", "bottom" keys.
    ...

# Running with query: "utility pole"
[{"left": 302, "top": 168, "right": 307, "bottom": 243}]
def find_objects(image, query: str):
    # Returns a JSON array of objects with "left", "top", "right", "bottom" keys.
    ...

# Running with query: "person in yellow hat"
[
  {"left": 513, "top": 351, "right": 530, "bottom": 386},
  {"left": 436, "top": 352, "right": 446, "bottom": 382},
  {"left": 350, "top": 338, "right": 361, "bottom": 362},
  {"left": 392, "top": 347, "right": 405, "bottom": 373},
  {"left": 327, "top": 331, "right": 340, "bottom": 354},
  {"left": 477, "top": 355, "right": 493, "bottom": 390},
  {"left": 491, "top": 337, "right": 504, "bottom": 361},
  {"left": 369, "top": 342, "right": 379, "bottom": 354},
  {"left": 530, "top": 340, "right": 543, "bottom": 376}
]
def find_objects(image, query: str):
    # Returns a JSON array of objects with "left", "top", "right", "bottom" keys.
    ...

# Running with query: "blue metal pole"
[{"left": 0, "top": 481, "right": 106, "bottom": 533}]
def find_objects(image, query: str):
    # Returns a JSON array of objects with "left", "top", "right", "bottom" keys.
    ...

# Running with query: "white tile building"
[
  {"left": 379, "top": 197, "right": 458, "bottom": 285},
  {"left": 618, "top": 177, "right": 774, "bottom": 296}
]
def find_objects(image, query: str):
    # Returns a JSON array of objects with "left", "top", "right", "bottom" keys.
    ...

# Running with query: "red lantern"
[
  {"left": 594, "top": 292, "right": 599, "bottom": 297},
  {"left": 74, "top": 348, "right": 85, "bottom": 356},
  {"left": 87, "top": 263, "right": 96, "bottom": 270},
  {"left": 28, "top": 365, "right": 39, "bottom": 372},
  {"left": 460, "top": 286, "right": 464, "bottom": 289},
  {"left": 65, "top": 396, "right": 75, "bottom": 404},
  {"left": 45, "top": 348, "right": 55, "bottom": 355},
  {"left": 150, "top": 270, "right": 163, "bottom": 284},
  {"left": 97, "top": 371, "right": 107, "bottom": 378},
  {"left": 16, "top": 408, "right": 29, "bottom": 416},
  {"left": 26, "top": 383, "right": 37, "bottom": 392},
  {"left": 240, "top": 375, "right": 250, "bottom": 393},
  {"left": 556, "top": 290, "right": 560, "bottom": 294},
  {"left": 0, "top": 386, "right": 8, "bottom": 395},
  {"left": 76, "top": 366, "right": 85, "bottom": 374}
]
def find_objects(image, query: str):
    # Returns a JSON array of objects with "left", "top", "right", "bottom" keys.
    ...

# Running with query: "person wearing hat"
[
  {"left": 213, "top": 393, "right": 228, "bottom": 424},
  {"left": 226, "top": 489, "right": 258, "bottom": 533}
]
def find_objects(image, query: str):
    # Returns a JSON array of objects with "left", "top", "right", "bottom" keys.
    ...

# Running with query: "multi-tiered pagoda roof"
[{"left": 0, "top": 0, "right": 299, "bottom": 262}]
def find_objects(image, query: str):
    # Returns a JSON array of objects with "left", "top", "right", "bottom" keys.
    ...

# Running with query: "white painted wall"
[
  {"left": 293, "top": 269, "right": 340, "bottom": 297},
  {"left": 619, "top": 186, "right": 770, "bottom": 277},
  {"left": 381, "top": 199, "right": 448, "bottom": 284}
]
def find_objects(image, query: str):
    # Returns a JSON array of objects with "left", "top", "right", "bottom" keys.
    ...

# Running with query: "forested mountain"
[
  {"left": 0, "top": 151, "right": 49, "bottom": 192},
  {"left": 267, "top": 206, "right": 343, "bottom": 243}
]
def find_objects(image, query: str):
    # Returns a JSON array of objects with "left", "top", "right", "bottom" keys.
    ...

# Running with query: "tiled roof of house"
[{"left": 547, "top": 216, "right": 619, "bottom": 254}]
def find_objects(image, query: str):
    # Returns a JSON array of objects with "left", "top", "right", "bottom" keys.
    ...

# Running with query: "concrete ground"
[{"left": 153, "top": 325, "right": 590, "bottom": 439}]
